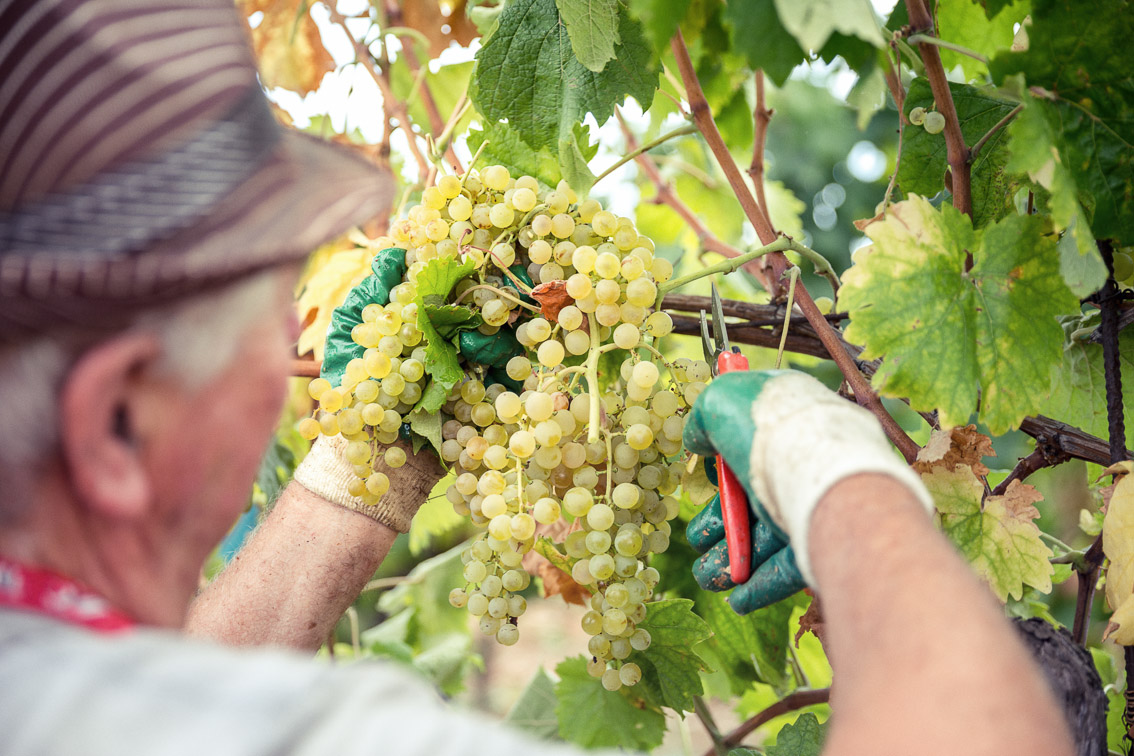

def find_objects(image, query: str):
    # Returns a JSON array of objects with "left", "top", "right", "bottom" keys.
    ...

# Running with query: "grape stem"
[
  {"left": 452, "top": 284, "right": 540, "bottom": 313},
  {"left": 592, "top": 123, "right": 698, "bottom": 187},
  {"left": 906, "top": 33, "right": 988, "bottom": 63},
  {"left": 603, "top": 428, "right": 614, "bottom": 503},
  {"left": 586, "top": 321, "right": 603, "bottom": 444},
  {"left": 654, "top": 237, "right": 792, "bottom": 310},
  {"left": 774, "top": 267, "right": 799, "bottom": 369}
]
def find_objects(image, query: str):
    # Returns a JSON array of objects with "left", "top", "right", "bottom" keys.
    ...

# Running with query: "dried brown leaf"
[
  {"left": 398, "top": 0, "right": 478, "bottom": 57},
  {"left": 913, "top": 424, "right": 995, "bottom": 477},
  {"left": 794, "top": 590, "right": 825, "bottom": 647},
  {"left": 241, "top": 0, "right": 335, "bottom": 95},
  {"left": 530, "top": 280, "right": 573, "bottom": 322}
]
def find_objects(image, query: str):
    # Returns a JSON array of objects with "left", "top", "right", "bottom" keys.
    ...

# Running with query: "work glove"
[
  {"left": 293, "top": 435, "right": 443, "bottom": 532},
  {"left": 321, "top": 247, "right": 524, "bottom": 387},
  {"left": 683, "top": 370, "right": 933, "bottom": 613}
]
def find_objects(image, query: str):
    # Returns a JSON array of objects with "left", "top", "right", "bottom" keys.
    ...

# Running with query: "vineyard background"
[{"left": 217, "top": 0, "right": 1134, "bottom": 753}]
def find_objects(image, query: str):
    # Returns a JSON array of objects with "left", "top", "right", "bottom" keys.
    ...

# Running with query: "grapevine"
[{"left": 298, "top": 165, "right": 709, "bottom": 689}]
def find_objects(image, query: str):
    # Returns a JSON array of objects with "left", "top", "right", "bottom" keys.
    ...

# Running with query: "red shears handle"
[{"left": 715, "top": 350, "right": 752, "bottom": 584}]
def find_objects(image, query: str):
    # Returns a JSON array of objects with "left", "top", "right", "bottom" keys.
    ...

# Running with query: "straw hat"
[{"left": 0, "top": 0, "right": 393, "bottom": 341}]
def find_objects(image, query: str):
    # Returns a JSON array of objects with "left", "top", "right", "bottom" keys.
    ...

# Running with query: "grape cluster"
[{"left": 301, "top": 166, "right": 702, "bottom": 688}]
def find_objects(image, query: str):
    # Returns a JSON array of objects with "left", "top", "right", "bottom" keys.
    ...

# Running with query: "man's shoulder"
[{"left": 0, "top": 609, "right": 441, "bottom": 755}]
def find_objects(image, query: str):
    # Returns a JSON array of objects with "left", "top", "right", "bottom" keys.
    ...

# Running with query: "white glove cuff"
[
  {"left": 748, "top": 374, "right": 935, "bottom": 586},
  {"left": 292, "top": 435, "right": 434, "bottom": 533}
]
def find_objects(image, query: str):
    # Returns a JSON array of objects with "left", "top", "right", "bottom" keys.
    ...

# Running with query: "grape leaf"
[
  {"left": 991, "top": 0, "right": 1134, "bottom": 245},
  {"left": 558, "top": 130, "right": 597, "bottom": 195},
  {"left": 897, "top": 79, "right": 1021, "bottom": 228},
  {"left": 924, "top": 466, "right": 1054, "bottom": 601},
  {"left": 466, "top": 122, "right": 563, "bottom": 188},
  {"left": 472, "top": 0, "right": 658, "bottom": 152},
  {"left": 935, "top": 0, "right": 1027, "bottom": 81},
  {"left": 412, "top": 257, "right": 477, "bottom": 411},
  {"left": 766, "top": 713, "right": 826, "bottom": 756},
  {"left": 841, "top": 196, "right": 1078, "bottom": 433},
  {"left": 554, "top": 656, "right": 666, "bottom": 751},
  {"left": 912, "top": 425, "right": 996, "bottom": 478},
  {"left": 722, "top": 0, "right": 806, "bottom": 86},
  {"left": 694, "top": 589, "right": 793, "bottom": 693},
  {"left": 627, "top": 598, "right": 712, "bottom": 712},
  {"left": 772, "top": 0, "right": 884, "bottom": 52},
  {"left": 1005, "top": 96, "right": 1107, "bottom": 296},
  {"left": 423, "top": 304, "right": 482, "bottom": 340},
  {"left": 556, "top": 0, "right": 620, "bottom": 72},
  {"left": 1038, "top": 327, "right": 1134, "bottom": 451},
  {"left": 241, "top": 0, "right": 334, "bottom": 95},
  {"left": 406, "top": 406, "right": 444, "bottom": 456},
  {"left": 506, "top": 667, "right": 561, "bottom": 739},
  {"left": 626, "top": 0, "right": 694, "bottom": 52}
]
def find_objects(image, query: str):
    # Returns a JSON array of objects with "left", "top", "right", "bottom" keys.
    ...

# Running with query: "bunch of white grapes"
[{"left": 302, "top": 165, "right": 707, "bottom": 689}]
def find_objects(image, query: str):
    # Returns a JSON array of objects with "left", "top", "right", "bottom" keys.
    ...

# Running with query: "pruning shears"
[{"left": 700, "top": 282, "right": 753, "bottom": 585}]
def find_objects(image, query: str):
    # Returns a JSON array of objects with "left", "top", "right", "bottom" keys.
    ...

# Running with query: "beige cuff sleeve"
[{"left": 292, "top": 435, "right": 446, "bottom": 533}]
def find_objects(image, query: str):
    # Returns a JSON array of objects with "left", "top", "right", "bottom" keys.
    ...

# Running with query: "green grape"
[
  {"left": 924, "top": 111, "right": 946, "bottom": 134},
  {"left": 908, "top": 106, "right": 926, "bottom": 125}
]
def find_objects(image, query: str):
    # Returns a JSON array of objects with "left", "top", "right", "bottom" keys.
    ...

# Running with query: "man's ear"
[{"left": 58, "top": 334, "right": 163, "bottom": 520}]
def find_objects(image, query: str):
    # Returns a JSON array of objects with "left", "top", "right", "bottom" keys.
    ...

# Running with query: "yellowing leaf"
[
  {"left": 241, "top": 0, "right": 335, "bottom": 95},
  {"left": 925, "top": 466, "right": 1053, "bottom": 601},
  {"left": 841, "top": 196, "right": 1079, "bottom": 433},
  {"left": 1103, "top": 473, "right": 1134, "bottom": 614},
  {"left": 1104, "top": 593, "right": 1134, "bottom": 645},
  {"left": 296, "top": 245, "right": 376, "bottom": 360}
]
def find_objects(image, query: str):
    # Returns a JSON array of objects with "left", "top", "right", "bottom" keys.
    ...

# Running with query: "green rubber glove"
[
  {"left": 687, "top": 492, "right": 806, "bottom": 613},
  {"left": 683, "top": 370, "right": 934, "bottom": 612},
  {"left": 321, "top": 248, "right": 407, "bottom": 385}
]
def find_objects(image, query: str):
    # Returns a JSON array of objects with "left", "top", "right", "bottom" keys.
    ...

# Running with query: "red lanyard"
[{"left": 0, "top": 557, "right": 135, "bottom": 633}]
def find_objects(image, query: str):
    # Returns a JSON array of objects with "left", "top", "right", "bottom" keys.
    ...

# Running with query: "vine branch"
[
  {"left": 906, "top": 33, "right": 989, "bottom": 63},
  {"left": 593, "top": 123, "right": 697, "bottom": 186},
  {"left": 903, "top": 0, "right": 973, "bottom": 219},
  {"left": 969, "top": 104, "right": 1023, "bottom": 163},
  {"left": 700, "top": 688, "right": 831, "bottom": 756},
  {"left": 670, "top": 29, "right": 919, "bottom": 462},
  {"left": 327, "top": 5, "right": 430, "bottom": 178},
  {"left": 613, "top": 111, "right": 768, "bottom": 288}
]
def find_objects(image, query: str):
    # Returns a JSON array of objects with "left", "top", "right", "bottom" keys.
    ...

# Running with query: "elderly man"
[{"left": 0, "top": 1, "right": 1075, "bottom": 755}]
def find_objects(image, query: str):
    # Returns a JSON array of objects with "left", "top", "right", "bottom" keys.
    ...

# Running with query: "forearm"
[
  {"left": 810, "top": 474, "right": 1073, "bottom": 756},
  {"left": 186, "top": 441, "right": 445, "bottom": 651},
  {"left": 185, "top": 481, "right": 397, "bottom": 650}
]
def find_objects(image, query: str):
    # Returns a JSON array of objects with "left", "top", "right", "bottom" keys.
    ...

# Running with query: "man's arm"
[
  {"left": 810, "top": 474, "right": 1074, "bottom": 756},
  {"left": 186, "top": 441, "right": 444, "bottom": 650}
]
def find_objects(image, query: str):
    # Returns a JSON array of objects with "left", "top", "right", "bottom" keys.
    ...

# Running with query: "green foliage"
[
  {"left": 721, "top": 0, "right": 805, "bottom": 86},
  {"left": 771, "top": 0, "right": 884, "bottom": 52},
  {"left": 841, "top": 197, "right": 1079, "bottom": 433},
  {"left": 472, "top": 0, "right": 658, "bottom": 153},
  {"left": 554, "top": 656, "right": 667, "bottom": 751},
  {"left": 1040, "top": 324, "right": 1134, "bottom": 450},
  {"left": 695, "top": 589, "right": 793, "bottom": 693},
  {"left": 413, "top": 257, "right": 477, "bottom": 411},
  {"left": 364, "top": 545, "right": 480, "bottom": 696},
  {"left": 556, "top": 0, "right": 621, "bottom": 72},
  {"left": 626, "top": 598, "right": 713, "bottom": 712},
  {"left": 935, "top": 0, "right": 1027, "bottom": 81},
  {"left": 765, "top": 713, "right": 826, "bottom": 756},
  {"left": 898, "top": 79, "right": 1020, "bottom": 228},
  {"left": 924, "top": 466, "right": 1054, "bottom": 601},
  {"left": 506, "top": 668, "right": 561, "bottom": 739},
  {"left": 992, "top": 0, "right": 1134, "bottom": 245}
]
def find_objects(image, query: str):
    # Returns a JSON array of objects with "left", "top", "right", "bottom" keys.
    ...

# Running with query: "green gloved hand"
[
  {"left": 687, "top": 490, "right": 806, "bottom": 613},
  {"left": 683, "top": 370, "right": 933, "bottom": 613},
  {"left": 321, "top": 247, "right": 407, "bottom": 385}
]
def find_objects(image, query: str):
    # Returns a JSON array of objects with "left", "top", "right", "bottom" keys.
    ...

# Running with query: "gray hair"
[{"left": 0, "top": 271, "right": 280, "bottom": 522}]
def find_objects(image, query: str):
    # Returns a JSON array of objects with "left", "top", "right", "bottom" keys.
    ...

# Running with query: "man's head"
[{"left": 0, "top": 0, "right": 390, "bottom": 624}]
